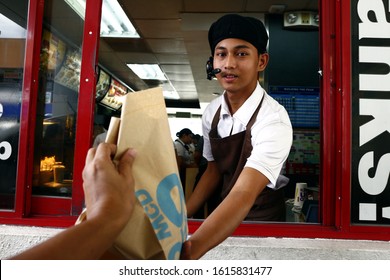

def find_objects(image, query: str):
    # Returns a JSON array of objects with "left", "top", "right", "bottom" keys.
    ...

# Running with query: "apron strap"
[{"left": 211, "top": 106, "right": 222, "bottom": 137}]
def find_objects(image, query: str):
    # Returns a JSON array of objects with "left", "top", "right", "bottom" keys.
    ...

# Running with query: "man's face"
[{"left": 213, "top": 38, "right": 268, "bottom": 96}]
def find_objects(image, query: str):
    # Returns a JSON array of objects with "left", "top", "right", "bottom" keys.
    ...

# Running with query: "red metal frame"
[
  {"left": 319, "top": 0, "right": 338, "bottom": 228},
  {"left": 340, "top": 0, "right": 353, "bottom": 232},
  {"left": 333, "top": 0, "right": 344, "bottom": 230},
  {"left": 71, "top": 0, "right": 103, "bottom": 216},
  {"left": 0, "top": 0, "right": 101, "bottom": 225},
  {"left": 9, "top": 0, "right": 45, "bottom": 219},
  {"left": 30, "top": 196, "right": 72, "bottom": 216}
]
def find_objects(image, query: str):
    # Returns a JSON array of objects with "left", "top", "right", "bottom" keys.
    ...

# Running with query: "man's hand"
[{"left": 180, "top": 240, "right": 193, "bottom": 260}]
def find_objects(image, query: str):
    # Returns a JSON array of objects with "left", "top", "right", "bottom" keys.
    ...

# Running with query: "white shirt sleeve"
[
  {"left": 245, "top": 96, "right": 293, "bottom": 188},
  {"left": 174, "top": 140, "right": 185, "bottom": 157}
]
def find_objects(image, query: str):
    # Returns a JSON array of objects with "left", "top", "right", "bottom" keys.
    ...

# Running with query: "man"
[{"left": 184, "top": 14, "right": 292, "bottom": 259}]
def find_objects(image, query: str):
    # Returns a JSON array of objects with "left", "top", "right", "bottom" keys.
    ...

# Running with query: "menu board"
[
  {"left": 40, "top": 29, "right": 67, "bottom": 72},
  {"left": 269, "top": 86, "right": 320, "bottom": 128},
  {"left": 96, "top": 68, "right": 111, "bottom": 102},
  {"left": 54, "top": 49, "right": 82, "bottom": 92},
  {"left": 99, "top": 79, "right": 128, "bottom": 110}
]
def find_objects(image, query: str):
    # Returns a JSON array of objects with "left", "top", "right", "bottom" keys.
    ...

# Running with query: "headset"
[{"left": 206, "top": 57, "right": 221, "bottom": 80}]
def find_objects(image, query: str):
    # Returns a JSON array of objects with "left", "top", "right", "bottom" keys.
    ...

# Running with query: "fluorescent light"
[
  {"left": 127, "top": 63, "right": 179, "bottom": 98},
  {"left": 64, "top": 0, "right": 140, "bottom": 38},
  {"left": 127, "top": 64, "right": 167, "bottom": 81},
  {"left": 163, "top": 90, "right": 180, "bottom": 100}
]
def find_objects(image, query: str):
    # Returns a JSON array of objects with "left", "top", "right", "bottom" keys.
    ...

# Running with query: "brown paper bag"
[{"left": 78, "top": 87, "right": 187, "bottom": 259}]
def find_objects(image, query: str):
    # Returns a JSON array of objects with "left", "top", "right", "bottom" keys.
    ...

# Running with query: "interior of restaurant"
[{"left": 0, "top": 0, "right": 320, "bottom": 223}]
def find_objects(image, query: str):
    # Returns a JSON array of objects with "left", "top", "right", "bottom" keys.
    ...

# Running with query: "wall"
[
  {"left": 0, "top": 39, "right": 25, "bottom": 68},
  {"left": 266, "top": 14, "right": 319, "bottom": 89}
]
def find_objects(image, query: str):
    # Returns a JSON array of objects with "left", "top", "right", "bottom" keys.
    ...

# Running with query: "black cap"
[
  {"left": 176, "top": 128, "right": 193, "bottom": 138},
  {"left": 208, "top": 14, "right": 268, "bottom": 56}
]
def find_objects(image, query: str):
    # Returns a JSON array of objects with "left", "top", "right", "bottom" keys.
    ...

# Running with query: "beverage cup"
[
  {"left": 293, "top": 182, "right": 307, "bottom": 209},
  {"left": 53, "top": 165, "right": 65, "bottom": 183}
]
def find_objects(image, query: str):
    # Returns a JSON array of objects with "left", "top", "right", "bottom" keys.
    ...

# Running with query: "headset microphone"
[
  {"left": 206, "top": 57, "right": 221, "bottom": 80},
  {"left": 211, "top": 68, "right": 221, "bottom": 75}
]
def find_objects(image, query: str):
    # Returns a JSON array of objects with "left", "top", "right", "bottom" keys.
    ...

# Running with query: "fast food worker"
[{"left": 184, "top": 14, "right": 293, "bottom": 259}]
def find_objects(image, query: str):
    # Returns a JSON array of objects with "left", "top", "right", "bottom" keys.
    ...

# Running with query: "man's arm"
[
  {"left": 187, "top": 167, "right": 268, "bottom": 259},
  {"left": 10, "top": 143, "right": 136, "bottom": 260}
]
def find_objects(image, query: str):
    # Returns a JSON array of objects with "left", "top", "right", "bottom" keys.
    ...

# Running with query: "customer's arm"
[
  {"left": 10, "top": 143, "right": 136, "bottom": 260},
  {"left": 186, "top": 167, "right": 268, "bottom": 259}
]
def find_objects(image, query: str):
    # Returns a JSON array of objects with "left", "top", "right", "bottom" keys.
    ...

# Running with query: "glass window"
[
  {"left": 31, "top": 0, "right": 85, "bottom": 198},
  {"left": 266, "top": 13, "right": 320, "bottom": 224},
  {"left": 0, "top": 1, "right": 28, "bottom": 210}
]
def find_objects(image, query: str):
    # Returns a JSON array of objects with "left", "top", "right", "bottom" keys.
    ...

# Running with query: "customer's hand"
[
  {"left": 10, "top": 143, "right": 138, "bottom": 260},
  {"left": 82, "top": 143, "right": 137, "bottom": 230}
]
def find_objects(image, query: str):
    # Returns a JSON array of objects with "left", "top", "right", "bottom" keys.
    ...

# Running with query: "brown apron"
[{"left": 209, "top": 97, "right": 286, "bottom": 221}]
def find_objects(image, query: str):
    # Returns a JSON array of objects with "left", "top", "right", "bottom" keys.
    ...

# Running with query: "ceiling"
[
  {"left": 0, "top": 0, "right": 318, "bottom": 108},
  {"left": 105, "top": 0, "right": 318, "bottom": 108}
]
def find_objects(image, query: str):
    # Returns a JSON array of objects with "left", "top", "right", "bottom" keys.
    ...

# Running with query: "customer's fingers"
[
  {"left": 117, "top": 148, "right": 137, "bottom": 181},
  {"left": 94, "top": 143, "right": 117, "bottom": 162}
]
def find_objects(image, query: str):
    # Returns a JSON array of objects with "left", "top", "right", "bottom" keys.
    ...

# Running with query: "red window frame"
[
  {"left": 2, "top": 0, "right": 390, "bottom": 241},
  {"left": 1, "top": 0, "right": 102, "bottom": 227},
  {"left": 1, "top": 0, "right": 45, "bottom": 221}
]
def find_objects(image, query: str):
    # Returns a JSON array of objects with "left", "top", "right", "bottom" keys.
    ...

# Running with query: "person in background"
[
  {"left": 184, "top": 14, "right": 293, "bottom": 259},
  {"left": 174, "top": 128, "right": 197, "bottom": 187},
  {"left": 191, "top": 134, "right": 214, "bottom": 219},
  {"left": 192, "top": 134, "right": 208, "bottom": 185},
  {"left": 10, "top": 143, "right": 136, "bottom": 259}
]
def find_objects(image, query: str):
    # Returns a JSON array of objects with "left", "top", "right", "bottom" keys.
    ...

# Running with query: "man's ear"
[{"left": 257, "top": 53, "right": 269, "bottom": 71}]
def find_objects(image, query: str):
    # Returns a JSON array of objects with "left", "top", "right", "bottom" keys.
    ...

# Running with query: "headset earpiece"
[{"left": 206, "top": 57, "right": 214, "bottom": 80}]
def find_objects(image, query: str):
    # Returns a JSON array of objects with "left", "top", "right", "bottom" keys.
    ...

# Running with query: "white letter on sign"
[
  {"left": 358, "top": 0, "right": 390, "bottom": 39},
  {"left": 0, "top": 141, "right": 12, "bottom": 160},
  {"left": 359, "top": 46, "right": 390, "bottom": 91},
  {"left": 358, "top": 151, "right": 390, "bottom": 195},
  {"left": 359, "top": 99, "right": 390, "bottom": 146}
]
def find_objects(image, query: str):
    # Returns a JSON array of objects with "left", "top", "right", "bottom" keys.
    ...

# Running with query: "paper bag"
[{"left": 78, "top": 87, "right": 187, "bottom": 259}]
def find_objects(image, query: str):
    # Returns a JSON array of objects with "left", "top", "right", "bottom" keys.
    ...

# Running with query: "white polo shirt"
[
  {"left": 202, "top": 83, "right": 293, "bottom": 188},
  {"left": 174, "top": 139, "right": 192, "bottom": 165}
]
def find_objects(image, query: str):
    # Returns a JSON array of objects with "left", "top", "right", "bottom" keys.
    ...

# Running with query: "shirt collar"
[
  {"left": 220, "top": 83, "right": 264, "bottom": 125},
  {"left": 176, "top": 138, "right": 185, "bottom": 146}
]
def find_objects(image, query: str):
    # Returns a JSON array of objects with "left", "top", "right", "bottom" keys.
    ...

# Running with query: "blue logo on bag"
[{"left": 136, "top": 173, "right": 187, "bottom": 259}]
